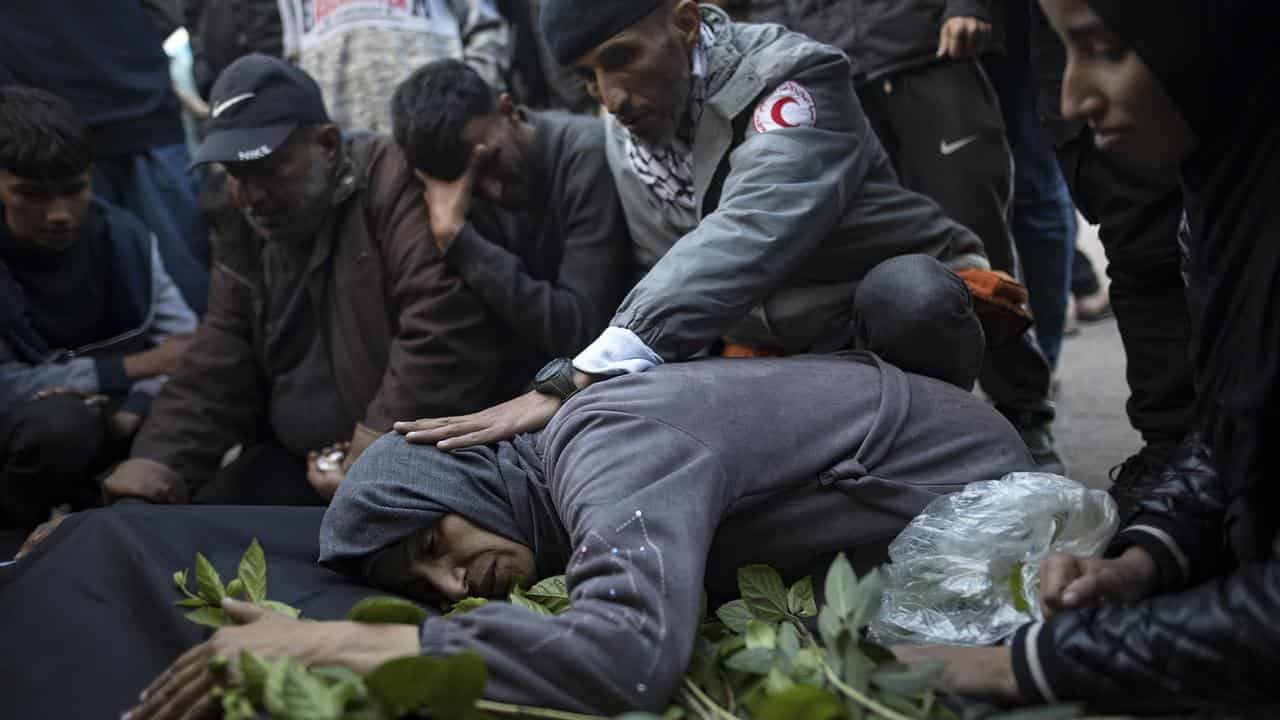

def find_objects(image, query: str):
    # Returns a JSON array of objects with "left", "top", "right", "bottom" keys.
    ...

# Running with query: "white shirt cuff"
[{"left": 573, "top": 327, "right": 663, "bottom": 376}]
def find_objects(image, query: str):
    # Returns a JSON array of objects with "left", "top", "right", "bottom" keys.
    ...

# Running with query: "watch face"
[{"left": 535, "top": 359, "right": 567, "bottom": 386}]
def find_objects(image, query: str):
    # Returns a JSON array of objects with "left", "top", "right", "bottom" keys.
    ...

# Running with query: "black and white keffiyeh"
[{"left": 622, "top": 24, "right": 715, "bottom": 213}]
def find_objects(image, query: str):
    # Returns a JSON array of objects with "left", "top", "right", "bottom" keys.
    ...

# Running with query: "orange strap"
[
  {"left": 721, "top": 342, "right": 785, "bottom": 359},
  {"left": 954, "top": 268, "right": 1034, "bottom": 348}
]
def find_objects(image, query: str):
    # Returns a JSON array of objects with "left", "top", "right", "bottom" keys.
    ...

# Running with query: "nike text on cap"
[{"left": 189, "top": 53, "right": 331, "bottom": 169}]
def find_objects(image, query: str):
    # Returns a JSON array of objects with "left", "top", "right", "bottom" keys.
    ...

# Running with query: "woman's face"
[
  {"left": 376, "top": 514, "right": 537, "bottom": 604},
  {"left": 1041, "top": 0, "right": 1197, "bottom": 169}
]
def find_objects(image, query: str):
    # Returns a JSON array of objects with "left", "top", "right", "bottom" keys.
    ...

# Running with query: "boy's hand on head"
[{"left": 416, "top": 146, "right": 491, "bottom": 253}]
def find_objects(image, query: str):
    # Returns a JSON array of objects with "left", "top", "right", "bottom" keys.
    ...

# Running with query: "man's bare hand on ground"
[
  {"left": 130, "top": 599, "right": 417, "bottom": 720},
  {"left": 892, "top": 645, "right": 1020, "bottom": 702},
  {"left": 1038, "top": 546, "right": 1159, "bottom": 618},
  {"left": 14, "top": 513, "right": 71, "bottom": 560},
  {"left": 937, "top": 16, "right": 992, "bottom": 59},
  {"left": 102, "top": 459, "right": 187, "bottom": 505},
  {"left": 395, "top": 389, "right": 563, "bottom": 450}
]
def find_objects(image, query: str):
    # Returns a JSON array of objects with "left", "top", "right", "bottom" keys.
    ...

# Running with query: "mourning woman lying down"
[{"left": 0, "top": 354, "right": 1031, "bottom": 717}]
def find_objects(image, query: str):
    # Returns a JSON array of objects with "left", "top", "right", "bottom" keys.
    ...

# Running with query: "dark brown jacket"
[{"left": 129, "top": 134, "right": 504, "bottom": 492}]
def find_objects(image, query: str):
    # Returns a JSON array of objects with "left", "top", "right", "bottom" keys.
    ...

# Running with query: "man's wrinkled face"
[
  {"left": 223, "top": 126, "right": 339, "bottom": 246},
  {"left": 1041, "top": 0, "right": 1196, "bottom": 169},
  {"left": 0, "top": 170, "right": 92, "bottom": 251},
  {"left": 461, "top": 98, "right": 534, "bottom": 208},
  {"left": 573, "top": 0, "right": 702, "bottom": 145},
  {"left": 374, "top": 514, "right": 537, "bottom": 604}
]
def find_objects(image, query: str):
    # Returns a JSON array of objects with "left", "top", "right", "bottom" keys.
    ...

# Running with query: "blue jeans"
[
  {"left": 93, "top": 144, "right": 210, "bottom": 315},
  {"left": 997, "top": 69, "right": 1075, "bottom": 370}
]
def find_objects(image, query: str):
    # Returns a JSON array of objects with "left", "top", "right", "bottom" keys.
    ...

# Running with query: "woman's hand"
[
  {"left": 1039, "top": 546, "right": 1159, "bottom": 618},
  {"left": 129, "top": 599, "right": 418, "bottom": 720},
  {"left": 892, "top": 645, "right": 1021, "bottom": 703}
]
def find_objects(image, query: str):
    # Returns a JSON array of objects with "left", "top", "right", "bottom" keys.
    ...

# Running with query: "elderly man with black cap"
[
  {"left": 397, "top": 0, "right": 1042, "bottom": 457},
  {"left": 89, "top": 54, "right": 505, "bottom": 508}
]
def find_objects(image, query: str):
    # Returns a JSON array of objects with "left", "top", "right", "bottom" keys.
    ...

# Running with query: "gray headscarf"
[{"left": 319, "top": 433, "right": 573, "bottom": 582}]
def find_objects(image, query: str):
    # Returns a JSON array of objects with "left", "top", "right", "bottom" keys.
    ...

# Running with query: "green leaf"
[
  {"left": 745, "top": 620, "right": 778, "bottom": 650},
  {"left": 238, "top": 650, "right": 269, "bottom": 703},
  {"left": 789, "top": 647, "right": 826, "bottom": 688},
  {"left": 715, "top": 599, "right": 754, "bottom": 633},
  {"left": 1010, "top": 561, "right": 1030, "bottom": 614},
  {"left": 510, "top": 591, "right": 554, "bottom": 616},
  {"left": 841, "top": 645, "right": 875, "bottom": 695},
  {"left": 280, "top": 657, "right": 342, "bottom": 720},
  {"left": 365, "top": 653, "right": 487, "bottom": 718},
  {"left": 823, "top": 553, "right": 858, "bottom": 622},
  {"left": 777, "top": 623, "right": 801, "bottom": 659},
  {"left": 870, "top": 660, "right": 945, "bottom": 696},
  {"left": 263, "top": 657, "right": 290, "bottom": 717},
  {"left": 259, "top": 600, "right": 301, "bottom": 619},
  {"left": 662, "top": 707, "right": 688, "bottom": 720},
  {"left": 525, "top": 575, "right": 571, "bottom": 614},
  {"left": 615, "top": 714, "right": 664, "bottom": 720},
  {"left": 220, "top": 690, "right": 258, "bottom": 720},
  {"left": 446, "top": 597, "right": 490, "bottom": 618},
  {"left": 194, "top": 552, "right": 227, "bottom": 605},
  {"left": 817, "top": 605, "right": 843, "bottom": 647},
  {"left": 753, "top": 685, "right": 846, "bottom": 720},
  {"left": 173, "top": 569, "right": 196, "bottom": 598},
  {"left": 725, "top": 647, "right": 775, "bottom": 675},
  {"left": 225, "top": 578, "right": 245, "bottom": 600},
  {"left": 310, "top": 665, "right": 363, "bottom": 687},
  {"left": 739, "top": 565, "right": 790, "bottom": 622},
  {"left": 237, "top": 538, "right": 268, "bottom": 603},
  {"left": 849, "top": 569, "right": 885, "bottom": 632},
  {"left": 345, "top": 596, "right": 429, "bottom": 625},
  {"left": 184, "top": 606, "right": 230, "bottom": 628},
  {"left": 765, "top": 668, "right": 795, "bottom": 695},
  {"left": 174, "top": 597, "right": 208, "bottom": 608},
  {"left": 787, "top": 576, "right": 817, "bottom": 617},
  {"left": 876, "top": 691, "right": 923, "bottom": 717}
]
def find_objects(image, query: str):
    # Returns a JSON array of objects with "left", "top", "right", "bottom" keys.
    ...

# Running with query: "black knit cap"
[{"left": 539, "top": 0, "right": 666, "bottom": 65}]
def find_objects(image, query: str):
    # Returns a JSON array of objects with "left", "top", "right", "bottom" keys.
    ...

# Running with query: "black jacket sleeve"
[
  {"left": 1010, "top": 434, "right": 1280, "bottom": 712},
  {"left": 1106, "top": 434, "right": 1230, "bottom": 591},
  {"left": 1011, "top": 555, "right": 1280, "bottom": 712}
]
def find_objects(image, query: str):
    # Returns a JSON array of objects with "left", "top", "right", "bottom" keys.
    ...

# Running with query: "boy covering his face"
[
  {"left": 391, "top": 60, "right": 631, "bottom": 397},
  {"left": 0, "top": 87, "right": 198, "bottom": 530}
]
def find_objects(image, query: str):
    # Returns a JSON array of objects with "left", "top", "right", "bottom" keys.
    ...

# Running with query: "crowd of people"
[{"left": 0, "top": 0, "right": 1276, "bottom": 717}]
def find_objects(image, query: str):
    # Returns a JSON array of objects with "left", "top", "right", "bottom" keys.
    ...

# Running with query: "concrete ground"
[{"left": 1051, "top": 222, "right": 1140, "bottom": 491}]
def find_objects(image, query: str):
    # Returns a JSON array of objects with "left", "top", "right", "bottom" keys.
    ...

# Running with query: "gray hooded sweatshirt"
[{"left": 322, "top": 354, "right": 1030, "bottom": 714}]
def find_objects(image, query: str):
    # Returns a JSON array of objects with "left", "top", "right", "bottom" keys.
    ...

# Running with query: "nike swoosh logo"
[
  {"left": 940, "top": 134, "right": 981, "bottom": 156},
  {"left": 211, "top": 92, "right": 255, "bottom": 118}
]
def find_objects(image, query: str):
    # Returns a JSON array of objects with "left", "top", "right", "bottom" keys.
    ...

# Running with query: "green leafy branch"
[
  {"left": 172, "top": 539, "right": 300, "bottom": 628},
  {"left": 174, "top": 544, "right": 1091, "bottom": 720}
]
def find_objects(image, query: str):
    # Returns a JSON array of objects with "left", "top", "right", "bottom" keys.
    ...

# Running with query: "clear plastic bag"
[{"left": 869, "top": 473, "right": 1119, "bottom": 646}]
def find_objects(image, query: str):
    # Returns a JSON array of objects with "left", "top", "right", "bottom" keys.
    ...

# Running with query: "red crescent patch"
[{"left": 753, "top": 81, "right": 817, "bottom": 134}]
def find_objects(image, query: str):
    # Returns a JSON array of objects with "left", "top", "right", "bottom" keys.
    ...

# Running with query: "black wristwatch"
[{"left": 533, "top": 358, "right": 581, "bottom": 402}]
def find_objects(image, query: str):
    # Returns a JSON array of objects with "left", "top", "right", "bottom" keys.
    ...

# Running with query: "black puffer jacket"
[
  {"left": 1011, "top": 434, "right": 1280, "bottom": 712},
  {"left": 740, "top": 0, "right": 994, "bottom": 82}
]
